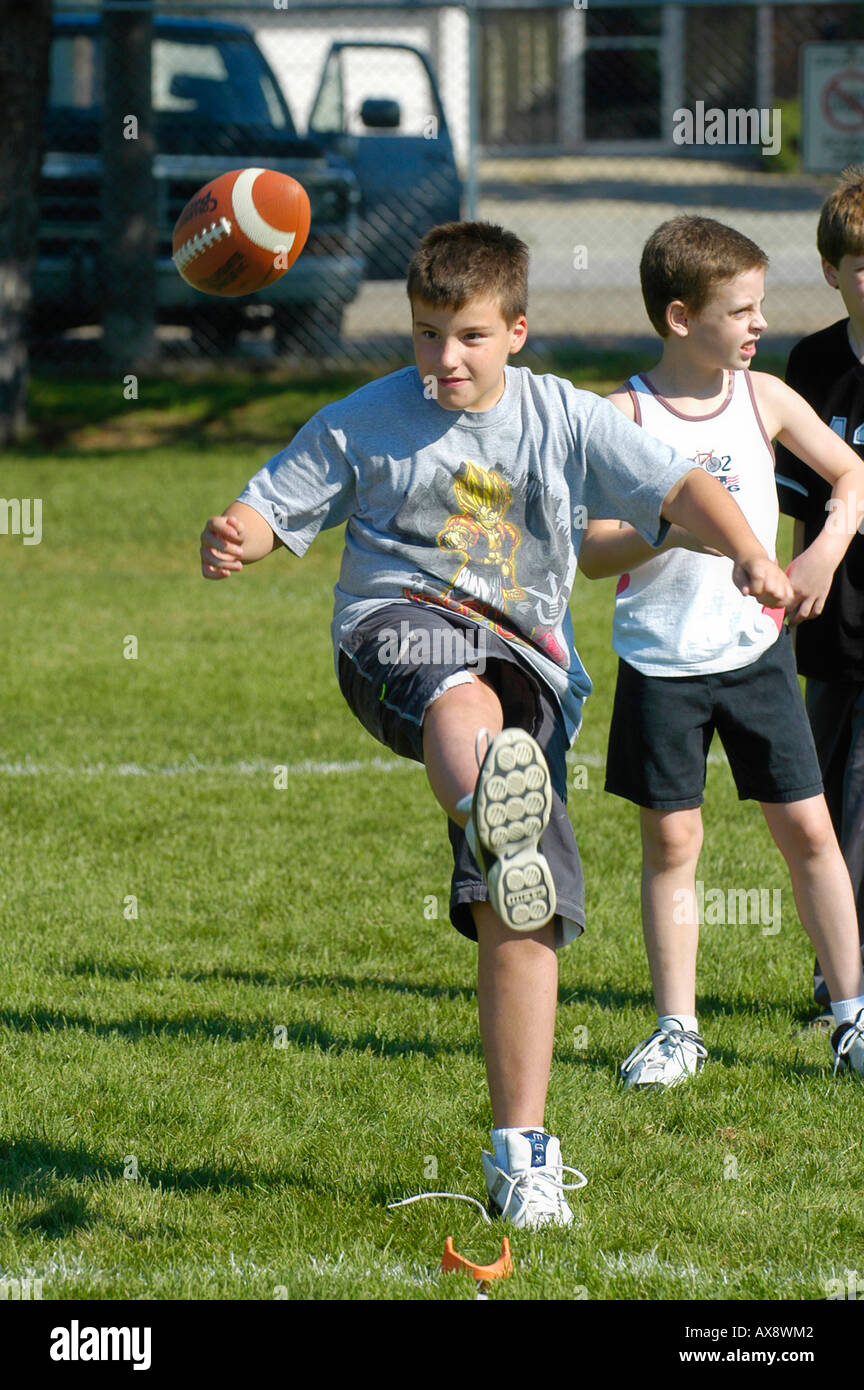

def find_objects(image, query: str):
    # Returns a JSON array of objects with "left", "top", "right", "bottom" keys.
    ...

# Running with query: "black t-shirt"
[{"left": 775, "top": 317, "right": 864, "bottom": 683}]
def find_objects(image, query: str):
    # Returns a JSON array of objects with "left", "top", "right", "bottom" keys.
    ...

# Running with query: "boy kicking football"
[
  {"left": 200, "top": 221, "right": 793, "bottom": 1226},
  {"left": 579, "top": 215, "right": 864, "bottom": 1088}
]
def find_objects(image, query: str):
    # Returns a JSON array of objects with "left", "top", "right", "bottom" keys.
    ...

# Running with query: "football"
[{"left": 172, "top": 167, "right": 311, "bottom": 297}]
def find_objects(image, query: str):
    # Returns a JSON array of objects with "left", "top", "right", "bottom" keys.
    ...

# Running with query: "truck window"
[
  {"left": 48, "top": 30, "right": 291, "bottom": 132},
  {"left": 312, "top": 45, "right": 440, "bottom": 137}
]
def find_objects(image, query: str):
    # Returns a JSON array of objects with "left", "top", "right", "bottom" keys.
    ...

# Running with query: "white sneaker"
[
  {"left": 832, "top": 1008, "right": 864, "bottom": 1077},
  {"left": 469, "top": 728, "right": 556, "bottom": 931},
  {"left": 620, "top": 1021, "right": 707, "bottom": 1090},
  {"left": 481, "top": 1130, "right": 587, "bottom": 1229}
]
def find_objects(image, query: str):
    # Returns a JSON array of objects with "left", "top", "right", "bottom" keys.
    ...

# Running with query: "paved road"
[{"left": 347, "top": 155, "right": 840, "bottom": 346}]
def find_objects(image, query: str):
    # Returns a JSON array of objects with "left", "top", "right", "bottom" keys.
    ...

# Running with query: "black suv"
[{"left": 36, "top": 14, "right": 364, "bottom": 353}]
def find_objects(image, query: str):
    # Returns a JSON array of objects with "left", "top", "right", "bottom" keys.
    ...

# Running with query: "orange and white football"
[{"left": 172, "top": 168, "right": 311, "bottom": 297}]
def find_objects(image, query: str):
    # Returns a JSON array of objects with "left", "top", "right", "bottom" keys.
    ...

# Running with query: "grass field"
[{"left": 1, "top": 362, "right": 861, "bottom": 1305}]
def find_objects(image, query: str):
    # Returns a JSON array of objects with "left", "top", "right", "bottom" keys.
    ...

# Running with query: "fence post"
[{"left": 101, "top": 0, "right": 157, "bottom": 369}]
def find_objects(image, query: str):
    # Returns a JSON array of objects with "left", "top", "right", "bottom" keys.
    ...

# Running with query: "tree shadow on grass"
[
  {"left": 23, "top": 372, "right": 373, "bottom": 457},
  {"left": 17, "top": 1193, "right": 94, "bottom": 1237},
  {"left": 0, "top": 1136, "right": 262, "bottom": 1201},
  {"left": 0, "top": 1008, "right": 481, "bottom": 1060},
  {"left": 0, "top": 1007, "right": 265, "bottom": 1044},
  {"left": 63, "top": 958, "right": 674, "bottom": 1013},
  {"left": 561, "top": 981, "right": 790, "bottom": 1021},
  {"left": 62, "top": 959, "right": 478, "bottom": 1003},
  {"left": 0, "top": 1136, "right": 424, "bottom": 1215}
]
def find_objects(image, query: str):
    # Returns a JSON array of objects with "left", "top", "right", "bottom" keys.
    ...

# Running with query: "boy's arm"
[
  {"left": 660, "top": 467, "right": 793, "bottom": 606},
  {"left": 200, "top": 501, "right": 282, "bottom": 580},
  {"left": 580, "top": 390, "right": 792, "bottom": 606},
  {"left": 578, "top": 389, "right": 721, "bottom": 578},
  {"left": 578, "top": 517, "right": 720, "bottom": 578},
  {"left": 752, "top": 372, "right": 864, "bottom": 622}
]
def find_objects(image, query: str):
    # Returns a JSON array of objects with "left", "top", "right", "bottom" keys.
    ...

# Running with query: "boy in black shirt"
[{"left": 776, "top": 166, "right": 864, "bottom": 1012}]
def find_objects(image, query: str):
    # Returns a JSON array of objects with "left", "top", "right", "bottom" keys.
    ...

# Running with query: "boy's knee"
[
  {"left": 640, "top": 808, "right": 703, "bottom": 869},
  {"left": 777, "top": 802, "right": 837, "bottom": 861},
  {"left": 424, "top": 671, "right": 503, "bottom": 727},
  {"left": 473, "top": 899, "right": 555, "bottom": 949}
]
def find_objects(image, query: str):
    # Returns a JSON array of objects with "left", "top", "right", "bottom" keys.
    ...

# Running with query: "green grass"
[{"left": 0, "top": 368, "right": 860, "bottom": 1302}]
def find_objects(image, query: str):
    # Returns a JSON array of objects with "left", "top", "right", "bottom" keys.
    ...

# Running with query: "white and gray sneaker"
[
  {"left": 481, "top": 1129, "right": 587, "bottom": 1229},
  {"left": 620, "top": 1021, "right": 707, "bottom": 1090},
  {"left": 831, "top": 1008, "right": 864, "bottom": 1077},
  {"left": 467, "top": 728, "right": 556, "bottom": 931}
]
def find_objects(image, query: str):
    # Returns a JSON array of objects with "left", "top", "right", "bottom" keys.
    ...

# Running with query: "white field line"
[
  {"left": 0, "top": 750, "right": 728, "bottom": 778},
  {"left": 0, "top": 1251, "right": 439, "bottom": 1292},
  {"left": 0, "top": 755, "right": 420, "bottom": 779},
  {"left": 1, "top": 1248, "right": 830, "bottom": 1295}
]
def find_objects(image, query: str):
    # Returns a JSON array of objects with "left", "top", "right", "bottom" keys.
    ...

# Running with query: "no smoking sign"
[
  {"left": 803, "top": 43, "right": 864, "bottom": 171},
  {"left": 822, "top": 69, "right": 864, "bottom": 133}
]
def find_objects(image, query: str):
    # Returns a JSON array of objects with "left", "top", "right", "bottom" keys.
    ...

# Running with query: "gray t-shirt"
[{"left": 237, "top": 364, "right": 695, "bottom": 742}]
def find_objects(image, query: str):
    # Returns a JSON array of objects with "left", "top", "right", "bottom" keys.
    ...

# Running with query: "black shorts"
[
  {"left": 337, "top": 601, "right": 585, "bottom": 946},
  {"left": 605, "top": 625, "right": 824, "bottom": 810}
]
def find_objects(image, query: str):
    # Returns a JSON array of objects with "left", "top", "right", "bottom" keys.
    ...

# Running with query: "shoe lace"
[
  {"left": 498, "top": 1161, "right": 588, "bottom": 1217},
  {"left": 387, "top": 1191, "right": 492, "bottom": 1223},
  {"left": 833, "top": 1007, "right": 864, "bottom": 1074},
  {"left": 620, "top": 1026, "right": 706, "bottom": 1077}
]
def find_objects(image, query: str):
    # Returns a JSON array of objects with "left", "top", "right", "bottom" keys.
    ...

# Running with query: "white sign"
[{"left": 803, "top": 42, "right": 864, "bottom": 173}]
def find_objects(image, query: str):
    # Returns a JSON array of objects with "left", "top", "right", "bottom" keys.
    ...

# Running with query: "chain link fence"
[{"left": 35, "top": 0, "right": 864, "bottom": 366}]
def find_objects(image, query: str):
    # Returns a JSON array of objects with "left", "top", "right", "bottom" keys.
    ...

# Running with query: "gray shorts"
[{"left": 337, "top": 600, "right": 585, "bottom": 947}]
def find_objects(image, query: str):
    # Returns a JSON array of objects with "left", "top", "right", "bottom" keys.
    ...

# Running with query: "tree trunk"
[
  {"left": 102, "top": 0, "right": 157, "bottom": 370},
  {"left": 0, "top": 0, "right": 53, "bottom": 447}
]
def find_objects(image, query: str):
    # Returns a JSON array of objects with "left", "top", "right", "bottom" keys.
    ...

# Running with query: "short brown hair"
[
  {"left": 406, "top": 221, "right": 529, "bottom": 325},
  {"left": 640, "top": 215, "right": 768, "bottom": 336},
  {"left": 817, "top": 166, "right": 864, "bottom": 267}
]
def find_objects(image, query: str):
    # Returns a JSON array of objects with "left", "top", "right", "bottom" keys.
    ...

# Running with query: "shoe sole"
[
  {"left": 472, "top": 729, "right": 556, "bottom": 931},
  {"left": 621, "top": 1070, "right": 698, "bottom": 1091}
]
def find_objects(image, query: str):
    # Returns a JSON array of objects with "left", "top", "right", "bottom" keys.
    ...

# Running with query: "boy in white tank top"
[{"left": 579, "top": 215, "right": 864, "bottom": 1086}]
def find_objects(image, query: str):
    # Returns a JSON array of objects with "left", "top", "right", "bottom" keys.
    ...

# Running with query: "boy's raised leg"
[{"left": 423, "top": 675, "right": 556, "bottom": 931}]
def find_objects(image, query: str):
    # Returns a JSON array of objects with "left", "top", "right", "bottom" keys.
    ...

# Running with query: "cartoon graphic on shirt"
[
  {"left": 398, "top": 459, "right": 570, "bottom": 669},
  {"left": 438, "top": 460, "right": 526, "bottom": 610}
]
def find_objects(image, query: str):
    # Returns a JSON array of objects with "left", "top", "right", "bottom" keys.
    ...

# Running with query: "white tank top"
[{"left": 613, "top": 370, "right": 784, "bottom": 676}]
